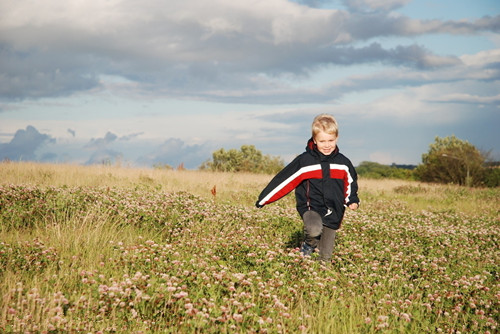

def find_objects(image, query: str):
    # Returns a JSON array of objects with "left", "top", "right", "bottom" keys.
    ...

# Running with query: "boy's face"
[{"left": 313, "top": 130, "right": 337, "bottom": 155}]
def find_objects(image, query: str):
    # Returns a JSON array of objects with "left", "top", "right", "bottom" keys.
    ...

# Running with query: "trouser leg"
[
  {"left": 317, "top": 225, "right": 336, "bottom": 262},
  {"left": 301, "top": 211, "right": 323, "bottom": 255}
]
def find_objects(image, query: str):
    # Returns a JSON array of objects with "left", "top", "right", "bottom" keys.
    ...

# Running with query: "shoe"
[{"left": 300, "top": 242, "right": 315, "bottom": 256}]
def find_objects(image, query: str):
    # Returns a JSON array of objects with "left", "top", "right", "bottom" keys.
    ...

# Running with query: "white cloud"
[
  {"left": 430, "top": 93, "right": 500, "bottom": 105},
  {"left": 461, "top": 48, "right": 500, "bottom": 67}
]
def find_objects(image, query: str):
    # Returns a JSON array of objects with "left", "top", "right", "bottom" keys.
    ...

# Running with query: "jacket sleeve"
[
  {"left": 345, "top": 160, "right": 360, "bottom": 206},
  {"left": 256, "top": 155, "right": 321, "bottom": 208}
]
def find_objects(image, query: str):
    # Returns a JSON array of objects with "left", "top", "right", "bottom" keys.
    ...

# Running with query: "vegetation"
[
  {"left": 356, "top": 161, "right": 416, "bottom": 180},
  {"left": 200, "top": 145, "right": 284, "bottom": 174},
  {"left": 415, "top": 135, "right": 495, "bottom": 187},
  {"left": 483, "top": 167, "right": 500, "bottom": 188},
  {"left": 1, "top": 162, "right": 498, "bottom": 333},
  {"left": 199, "top": 137, "right": 498, "bottom": 188}
]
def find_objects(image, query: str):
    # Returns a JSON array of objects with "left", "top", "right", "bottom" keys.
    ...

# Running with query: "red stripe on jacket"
[{"left": 259, "top": 166, "right": 322, "bottom": 206}]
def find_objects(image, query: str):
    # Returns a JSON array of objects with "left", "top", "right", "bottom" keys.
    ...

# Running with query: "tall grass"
[
  {"left": 0, "top": 161, "right": 268, "bottom": 205},
  {"left": 1, "top": 162, "right": 498, "bottom": 333}
]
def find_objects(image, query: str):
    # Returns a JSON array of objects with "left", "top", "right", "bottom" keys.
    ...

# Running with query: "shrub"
[
  {"left": 416, "top": 136, "right": 486, "bottom": 187},
  {"left": 200, "top": 145, "right": 284, "bottom": 174}
]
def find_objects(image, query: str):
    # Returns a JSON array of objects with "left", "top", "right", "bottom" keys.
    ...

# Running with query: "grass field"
[{"left": 0, "top": 162, "right": 498, "bottom": 333}]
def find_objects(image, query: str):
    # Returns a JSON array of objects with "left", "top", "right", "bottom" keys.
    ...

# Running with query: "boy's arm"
[
  {"left": 345, "top": 160, "right": 360, "bottom": 209},
  {"left": 256, "top": 157, "right": 301, "bottom": 208},
  {"left": 256, "top": 155, "right": 316, "bottom": 208}
]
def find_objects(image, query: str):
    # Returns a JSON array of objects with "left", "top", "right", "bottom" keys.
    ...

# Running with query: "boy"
[{"left": 256, "top": 114, "right": 359, "bottom": 262}]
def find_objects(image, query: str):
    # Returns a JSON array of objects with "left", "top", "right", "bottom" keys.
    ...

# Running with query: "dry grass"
[
  {"left": 358, "top": 177, "right": 499, "bottom": 218},
  {"left": 0, "top": 161, "right": 271, "bottom": 205},
  {"left": 1, "top": 161, "right": 498, "bottom": 216}
]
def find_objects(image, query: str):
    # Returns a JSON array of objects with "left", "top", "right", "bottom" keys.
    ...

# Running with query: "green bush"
[
  {"left": 483, "top": 167, "right": 500, "bottom": 187},
  {"left": 416, "top": 136, "right": 487, "bottom": 187},
  {"left": 200, "top": 145, "right": 284, "bottom": 174}
]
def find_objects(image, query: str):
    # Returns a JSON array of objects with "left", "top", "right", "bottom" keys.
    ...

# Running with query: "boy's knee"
[{"left": 303, "top": 210, "right": 323, "bottom": 237}]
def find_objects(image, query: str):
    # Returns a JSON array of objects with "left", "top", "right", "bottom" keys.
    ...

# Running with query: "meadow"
[{"left": 0, "top": 162, "right": 498, "bottom": 333}]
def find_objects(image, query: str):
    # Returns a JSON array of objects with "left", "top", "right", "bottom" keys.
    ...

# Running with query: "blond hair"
[{"left": 311, "top": 114, "right": 338, "bottom": 138}]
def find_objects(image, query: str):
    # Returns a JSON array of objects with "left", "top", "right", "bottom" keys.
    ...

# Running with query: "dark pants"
[{"left": 302, "top": 210, "right": 336, "bottom": 262}]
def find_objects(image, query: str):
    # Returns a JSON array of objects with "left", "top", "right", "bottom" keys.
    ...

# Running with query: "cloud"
[
  {"left": 0, "top": 44, "right": 101, "bottom": 100},
  {"left": 0, "top": 125, "right": 55, "bottom": 161},
  {"left": 137, "top": 138, "right": 209, "bottom": 169},
  {"left": 82, "top": 131, "right": 123, "bottom": 165},
  {"left": 342, "top": 0, "right": 412, "bottom": 13},
  {"left": 1, "top": 0, "right": 498, "bottom": 103},
  {"left": 429, "top": 93, "right": 500, "bottom": 105},
  {"left": 345, "top": 14, "right": 500, "bottom": 41},
  {"left": 119, "top": 132, "right": 144, "bottom": 141},
  {"left": 292, "top": 0, "right": 326, "bottom": 8},
  {"left": 84, "top": 132, "right": 118, "bottom": 150},
  {"left": 85, "top": 149, "right": 123, "bottom": 165}
]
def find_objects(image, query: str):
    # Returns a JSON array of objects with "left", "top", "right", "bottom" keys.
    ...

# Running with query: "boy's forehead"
[{"left": 314, "top": 131, "right": 337, "bottom": 139}]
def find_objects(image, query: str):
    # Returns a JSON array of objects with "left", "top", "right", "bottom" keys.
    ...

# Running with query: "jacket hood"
[{"left": 306, "top": 137, "right": 339, "bottom": 158}]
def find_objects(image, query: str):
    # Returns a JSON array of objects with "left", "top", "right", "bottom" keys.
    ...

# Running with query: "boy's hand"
[{"left": 348, "top": 203, "right": 359, "bottom": 210}]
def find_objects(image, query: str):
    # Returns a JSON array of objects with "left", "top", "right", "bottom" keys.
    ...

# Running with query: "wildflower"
[
  {"left": 377, "top": 315, "right": 388, "bottom": 323},
  {"left": 233, "top": 313, "right": 243, "bottom": 322},
  {"left": 232, "top": 273, "right": 245, "bottom": 281},
  {"left": 173, "top": 291, "right": 188, "bottom": 299},
  {"left": 400, "top": 313, "right": 411, "bottom": 322}
]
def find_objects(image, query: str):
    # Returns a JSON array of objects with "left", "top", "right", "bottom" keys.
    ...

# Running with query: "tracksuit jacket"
[{"left": 256, "top": 138, "right": 359, "bottom": 230}]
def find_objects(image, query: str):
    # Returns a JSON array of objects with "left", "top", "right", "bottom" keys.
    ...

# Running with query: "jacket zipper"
[{"left": 306, "top": 180, "right": 311, "bottom": 210}]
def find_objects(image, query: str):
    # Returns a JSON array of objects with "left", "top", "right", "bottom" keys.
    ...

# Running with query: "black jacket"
[{"left": 256, "top": 138, "right": 359, "bottom": 230}]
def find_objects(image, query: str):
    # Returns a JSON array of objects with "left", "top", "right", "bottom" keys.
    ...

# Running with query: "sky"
[{"left": 1, "top": 0, "right": 499, "bottom": 169}]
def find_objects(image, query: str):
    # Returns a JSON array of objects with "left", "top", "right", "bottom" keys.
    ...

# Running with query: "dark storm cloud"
[{"left": 0, "top": 125, "right": 55, "bottom": 161}]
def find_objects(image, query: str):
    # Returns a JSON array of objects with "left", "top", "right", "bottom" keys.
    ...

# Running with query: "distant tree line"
[
  {"left": 356, "top": 161, "right": 416, "bottom": 181},
  {"left": 199, "top": 136, "right": 499, "bottom": 187}
]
